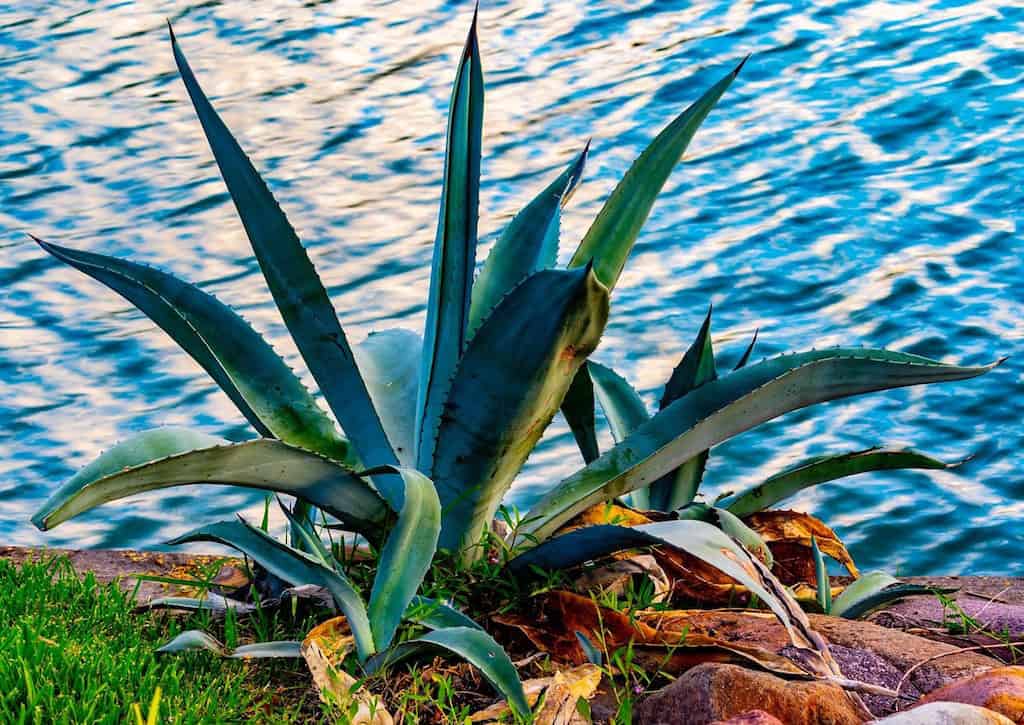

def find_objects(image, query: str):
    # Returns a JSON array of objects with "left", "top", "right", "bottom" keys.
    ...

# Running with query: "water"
[{"left": 1, "top": 0, "right": 1021, "bottom": 574}]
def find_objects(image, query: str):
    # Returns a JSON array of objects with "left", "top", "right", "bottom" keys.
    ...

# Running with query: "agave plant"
[{"left": 28, "top": 8, "right": 1000, "bottom": 709}]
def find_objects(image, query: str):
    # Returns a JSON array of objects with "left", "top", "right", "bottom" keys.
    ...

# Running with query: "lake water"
[{"left": 2, "top": 0, "right": 1021, "bottom": 574}]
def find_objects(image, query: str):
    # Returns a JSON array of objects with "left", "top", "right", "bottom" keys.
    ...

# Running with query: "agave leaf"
[
  {"left": 169, "top": 518, "right": 376, "bottom": 661},
  {"left": 830, "top": 571, "right": 944, "bottom": 619},
  {"left": 367, "top": 467, "right": 441, "bottom": 652},
  {"left": 142, "top": 594, "right": 257, "bottom": 614},
  {"left": 811, "top": 535, "right": 832, "bottom": 614},
  {"left": 519, "top": 349, "right": 1000, "bottom": 543},
  {"left": 157, "top": 630, "right": 225, "bottom": 655},
  {"left": 568, "top": 59, "right": 745, "bottom": 289},
  {"left": 33, "top": 436, "right": 388, "bottom": 536},
  {"left": 469, "top": 144, "right": 589, "bottom": 334},
  {"left": 416, "top": 12, "right": 485, "bottom": 470},
  {"left": 561, "top": 365, "right": 600, "bottom": 464},
  {"left": 430, "top": 267, "right": 609, "bottom": 556},
  {"left": 713, "top": 507, "right": 772, "bottom": 567},
  {"left": 157, "top": 630, "right": 301, "bottom": 658},
  {"left": 724, "top": 448, "right": 960, "bottom": 518},
  {"left": 354, "top": 330, "right": 422, "bottom": 467},
  {"left": 406, "top": 596, "right": 484, "bottom": 632},
  {"left": 33, "top": 238, "right": 353, "bottom": 464},
  {"left": 587, "top": 361, "right": 651, "bottom": 509},
  {"left": 507, "top": 520, "right": 796, "bottom": 641},
  {"left": 168, "top": 26, "right": 400, "bottom": 505},
  {"left": 365, "top": 626, "right": 529, "bottom": 718},
  {"left": 649, "top": 307, "right": 717, "bottom": 512},
  {"left": 277, "top": 497, "right": 338, "bottom": 572},
  {"left": 733, "top": 329, "right": 759, "bottom": 371}
]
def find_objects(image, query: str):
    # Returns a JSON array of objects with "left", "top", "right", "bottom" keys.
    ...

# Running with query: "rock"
[
  {"left": 709, "top": 711, "right": 785, "bottom": 724},
  {"left": 872, "top": 702, "right": 1014, "bottom": 724},
  {"left": 633, "top": 663, "right": 864, "bottom": 725},
  {"left": 917, "top": 666, "right": 1024, "bottom": 723}
]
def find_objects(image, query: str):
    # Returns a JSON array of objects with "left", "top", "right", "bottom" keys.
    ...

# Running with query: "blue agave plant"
[{"left": 27, "top": 9, "right": 1001, "bottom": 713}]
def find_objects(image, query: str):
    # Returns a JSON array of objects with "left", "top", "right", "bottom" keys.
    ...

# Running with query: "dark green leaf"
[
  {"left": 561, "top": 366, "right": 600, "bottom": 465},
  {"left": 416, "top": 12, "right": 485, "bottom": 471}
]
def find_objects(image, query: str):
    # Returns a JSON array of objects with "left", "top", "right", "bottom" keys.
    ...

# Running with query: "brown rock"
[
  {"left": 917, "top": 666, "right": 1024, "bottom": 723},
  {"left": 709, "top": 711, "right": 784, "bottom": 725},
  {"left": 633, "top": 663, "right": 864, "bottom": 725}
]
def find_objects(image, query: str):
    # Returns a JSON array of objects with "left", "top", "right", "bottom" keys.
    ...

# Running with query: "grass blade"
[
  {"left": 168, "top": 25, "right": 398, "bottom": 502},
  {"left": 416, "top": 11, "right": 485, "bottom": 469},
  {"left": 568, "top": 59, "right": 746, "bottom": 289},
  {"left": 724, "top": 448, "right": 961, "bottom": 518}
]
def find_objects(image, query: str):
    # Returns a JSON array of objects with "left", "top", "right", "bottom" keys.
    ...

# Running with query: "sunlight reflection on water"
[{"left": 1, "top": 0, "right": 1021, "bottom": 573}]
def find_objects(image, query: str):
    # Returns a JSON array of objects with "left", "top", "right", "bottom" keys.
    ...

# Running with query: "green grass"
[{"left": 0, "top": 555, "right": 320, "bottom": 724}]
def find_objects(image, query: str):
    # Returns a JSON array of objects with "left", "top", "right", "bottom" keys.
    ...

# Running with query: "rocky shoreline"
[{"left": 4, "top": 545, "right": 1022, "bottom": 723}]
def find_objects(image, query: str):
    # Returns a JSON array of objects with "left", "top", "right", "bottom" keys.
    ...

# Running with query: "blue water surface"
[{"left": 1, "top": 0, "right": 1022, "bottom": 574}]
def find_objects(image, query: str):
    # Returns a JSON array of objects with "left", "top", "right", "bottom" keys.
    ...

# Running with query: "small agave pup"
[{"left": 28, "top": 8, "right": 1001, "bottom": 714}]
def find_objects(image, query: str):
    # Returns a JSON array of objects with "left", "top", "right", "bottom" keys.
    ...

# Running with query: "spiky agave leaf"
[
  {"left": 723, "top": 448, "right": 962, "bottom": 518},
  {"left": 33, "top": 435, "right": 388, "bottom": 536},
  {"left": 811, "top": 535, "right": 832, "bottom": 614},
  {"left": 416, "top": 10, "right": 485, "bottom": 471},
  {"left": 354, "top": 330, "right": 422, "bottom": 468},
  {"left": 586, "top": 361, "right": 651, "bottom": 508},
  {"left": 733, "top": 329, "right": 759, "bottom": 371},
  {"left": 170, "top": 518, "right": 376, "bottom": 660},
  {"left": 830, "top": 572, "right": 944, "bottom": 619},
  {"left": 168, "top": 25, "right": 401, "bottom": 506},
  {"left": 429, "top": 266, "right": 609, "bottom": 557},
  {"left": 561, "top": 362, "right": 601, "bottom": 465},
  {"left": 365, "top": 626, "right": 529, "bottom": 719},
  {"left": 469, "top": 143, "right": 589, "bottom": 334},
  {"left": 568, "top": 58, "right": 746, "bottom": 290},
  {"left": 157, "top": 630, "right": 302, "bottom": 659},
  {"left": 32, "top": 237, "right": 354, "bottom": 465},
  {"left": 648, "top": 307, "right": 718, "bottom": 511},
  {"left": 518, "top": 349, "right": 1001, "bottom": 544}
]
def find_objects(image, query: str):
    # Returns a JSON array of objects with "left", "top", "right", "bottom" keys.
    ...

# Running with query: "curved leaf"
[
  {"left": 733, "top": 329, "right": 759, "bottom": 371},
  {"left": 831, "top": 571, "right": 946, "bottom": 619},
  {"left": 724, "top": 448, "right": 960, "bottom": 518},
  {"left": 588, "top": 361, "right": 651, "bottom": 509},
  {"left": 561, "top": 365, "right": 600, "bottom": 464},
  {"left": 649, "top": 307, "right": 717, "bottom": 511},
  {"left": 568, "top": 59, "right": 746, "bottom": 289},
  {"left": 168, "top": 26, "right": 399, "bottom": 505},
  {"left": 508, "top": 520, "right": 797, "bottom": 641},
  {"left": 520, "top": 349, "right": 1000, "bottom": 543},
  {"left": 157, "top": 630, "right": 225, "bottom": 655},
  {"left": 469, "top": 144, "right": 588, "bottom": 334},
  {"left": 33, "top": 238, "right": 352, "bottom": 464},
  {"left": 157, "top": 631, "right": 301, "bottom": 658},
  {"left": 169, "top": 519, "right": 375, "bottom": 661},
  {"left": 430, "top": 267, "right": 609, "bottom": 555},
  {"left": 416, "top": 12, "right": 485, "bottom": 470},
  {"left": 713, "top": 507, "right": 772, "bottom": 567},
  {"left": 34, "top": 436, "right": 388, "bottom": 535},
  {"left": 367, "top": 467, "right": 441, "bottom": 651},
  {"left": 354, "top": 330, "right": 422, "bottom": 467},
  {"left": 366, "top": 626, "right": 528, "bottom": 718}
]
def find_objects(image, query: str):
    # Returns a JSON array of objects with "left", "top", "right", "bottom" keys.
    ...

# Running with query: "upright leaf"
[
  {"left": 367, "top": 467, "right": 441, "bottom": 651},
  {"left": 724, "top": 448, "right": 960, "bottom": 518},
  {"left": 811, "top": 535, "right": 832, "bottom": 614},
  {"left": 587, "top": 361, "right": 651, "bottom": 509},
  {"left": 430, "top": 267, "right": 609, "bottom": 556},
  {"left": 568, "top": 59, "right": 746, "bottom": 289},
  {"left": 366, "top": 627, "right": 529, "bottom": 718},
  {"left": 561, "top": 366, "right": 600, "bottom": 465},
  {"left": 416, "top": 12, "right": 485, "bottom": 468},
  {"left": 649, "top": 308, "right": 717, "bottom": 511},
  {"left": 168, "top": 26, "right": 399, "bottom": 504},
  {"left": 733, "top": 329, "right": 759, "bottom": 371},
  {"left": 33, "top": 435, "right": 389, "bottom": 536},
  {"left": 469, "top": 144, "right": 588, "bottom": 333},
  {"left": 34, "top": 238, "right": 352, "bottom": 464},
  {"left": 170, "top": 519, "right": 376, "bottom": 661},
  {"left": 354, "top": 330, "right": 422, "bottom": 467},
  {"left": 519, "top": 349, "right": 1000, "bottom": 543}
]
